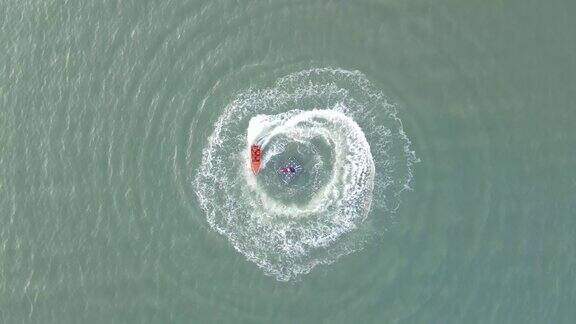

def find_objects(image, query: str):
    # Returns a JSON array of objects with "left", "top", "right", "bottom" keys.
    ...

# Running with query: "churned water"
[
  {"left": 1, "top": 0, "right": 575, "bottom": 323},
  {"left": 195, "top": 69, "right": 416, "bottom": 281}
]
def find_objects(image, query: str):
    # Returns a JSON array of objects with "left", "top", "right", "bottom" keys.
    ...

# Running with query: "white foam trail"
[
  {"left": 194, "top": 68, "right": 417, "bottom": 281},
  {"left": 246, "top": 109, "right": 374, "bottom": 217}
]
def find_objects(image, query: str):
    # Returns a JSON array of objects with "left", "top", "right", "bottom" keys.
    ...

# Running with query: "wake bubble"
[{"left": 195, "top": 68, "right": 417, "bottom": 281}]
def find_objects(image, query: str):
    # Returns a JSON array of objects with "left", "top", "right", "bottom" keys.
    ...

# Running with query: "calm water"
[{"left": 1, "top": 0, "right": 575, "bottom": 323}]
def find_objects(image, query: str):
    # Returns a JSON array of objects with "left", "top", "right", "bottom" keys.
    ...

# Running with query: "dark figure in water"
[
  {"left": 279, "top": 166, "right": 296, "bottom": 174},
  {"left": 277, "top": 158, "right": 302, "bottom": 184}
]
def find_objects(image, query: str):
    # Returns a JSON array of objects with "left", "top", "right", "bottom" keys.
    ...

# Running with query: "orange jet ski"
[{"left": 250, "top": 144, "right": 261, "bottom": 175}]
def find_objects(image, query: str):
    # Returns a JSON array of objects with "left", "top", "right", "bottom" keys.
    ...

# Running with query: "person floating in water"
[
  {"left": 277, "top": 158, "right": 302, "bottom": 184},
  {"left": 279, "top": 166, "right": 296, "bottom": 174}
]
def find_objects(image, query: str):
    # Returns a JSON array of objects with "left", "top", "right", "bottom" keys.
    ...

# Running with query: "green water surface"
[{"left": 1, "top": 0, "right": 575, "bottom": 323}]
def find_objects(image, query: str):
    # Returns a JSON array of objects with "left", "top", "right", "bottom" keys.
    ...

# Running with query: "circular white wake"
[
  {"left": 195, "top": 68, "right": 417, "bottom": 280},
  {"left": 245, "top": 109, "right": 374, "bottom": 218}
]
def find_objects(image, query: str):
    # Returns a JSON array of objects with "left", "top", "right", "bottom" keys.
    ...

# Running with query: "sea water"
[{"left": 1, "top": 0, "right": 575, "bottom": 323}]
